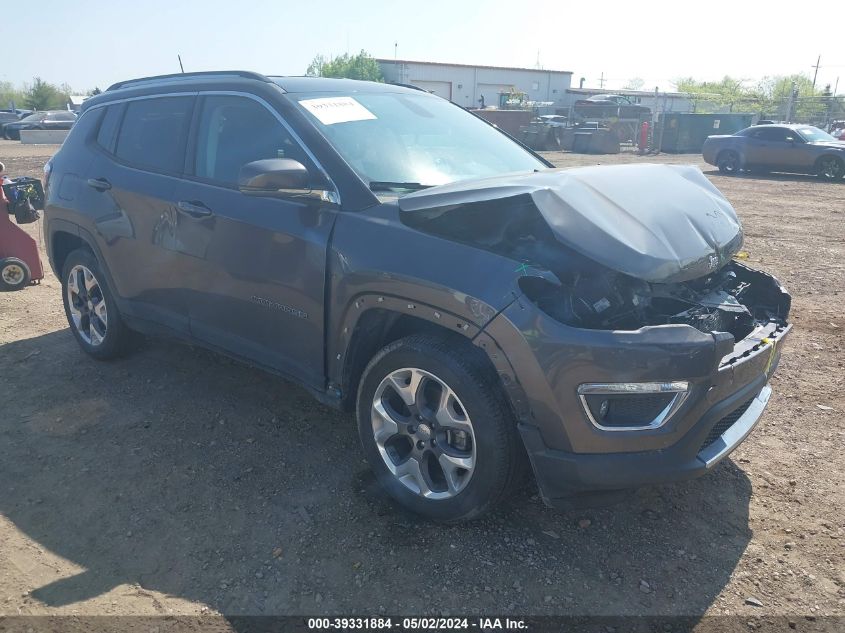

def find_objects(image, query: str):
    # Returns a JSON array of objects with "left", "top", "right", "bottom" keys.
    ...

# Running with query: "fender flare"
[
  {"left": 329, "top": 291, "right": 531, "bottom": 424},
  {"left": 47, "top": 219, "right": 121, "bottom": 300}
]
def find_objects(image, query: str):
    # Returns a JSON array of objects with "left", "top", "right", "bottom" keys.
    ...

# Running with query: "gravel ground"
[{"left": 0, "top": 139, "right": 842, "bottom": 620}]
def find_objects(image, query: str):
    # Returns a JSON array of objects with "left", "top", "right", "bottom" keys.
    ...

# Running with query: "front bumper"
[
  {"left": 519, "top": 382, "right": 772, "bottom": 507},
  {"left": 479, "top": 268, "right": 790, "bottom": 508}
]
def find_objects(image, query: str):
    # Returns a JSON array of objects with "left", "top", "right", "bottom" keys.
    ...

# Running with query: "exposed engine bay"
[
  {"left": 400, "top": 191, "right": 790, "bottom": 340},
  {"left": 517, "top": 261, "right": 789, "bottom": 339}
]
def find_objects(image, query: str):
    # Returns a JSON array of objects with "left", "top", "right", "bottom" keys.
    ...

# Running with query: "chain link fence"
[{"left": 692, "top": 96, "right": 845, "bottom": 130}]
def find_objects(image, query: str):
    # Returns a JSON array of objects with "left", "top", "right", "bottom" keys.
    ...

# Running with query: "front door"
[
  {"left": 174, "top": 94, "right": 337, "bottom": 388},
  {"left": 745, "top": 127, "right": 806, "bottom": 171}
]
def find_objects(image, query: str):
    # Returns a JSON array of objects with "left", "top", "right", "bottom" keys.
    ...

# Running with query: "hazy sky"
[{"left": 5, "top": 0, "right": 843, "bottom": 94}]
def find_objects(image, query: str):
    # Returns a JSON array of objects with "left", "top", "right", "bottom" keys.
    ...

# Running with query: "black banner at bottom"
[{"left": 0, "top": 615, "right": 840, "bottom": 633}]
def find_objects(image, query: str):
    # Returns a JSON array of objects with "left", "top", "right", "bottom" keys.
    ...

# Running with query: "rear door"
[
  {"left": 173, "top": 93, "right": 337, "bottom": 387},
  {"left": 87, "top": 95, "right": 196, "bottom": 333}
]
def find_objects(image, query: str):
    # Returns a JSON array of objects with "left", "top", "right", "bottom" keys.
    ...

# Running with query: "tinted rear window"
[
  {"left": 96, "top": 105, "right": 124, "bottom": 152},
  {"left": 115, "top": 97, "right": 193, "bottom": 173},
  {"left": 50, "top": 112, "right": 77, "bottom": 121}
]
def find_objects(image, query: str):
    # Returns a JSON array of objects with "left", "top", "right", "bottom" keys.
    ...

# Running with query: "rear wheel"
[
  {"left": 356, "top": 334, "right": 526, "bottom": 522},
  {"left": 716, "top": 150, "right": 741, "bottom": 174},
  {"left": 61, "top": 248, "right": 136, "bottom": 359},
  {"left": 0, "top": 257, "right": 31, "bottom": 291},
  {"left": 816, "top": 155, "right": 845, "bottom": 181}
]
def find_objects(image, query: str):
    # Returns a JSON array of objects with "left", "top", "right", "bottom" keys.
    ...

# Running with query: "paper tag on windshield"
[{"left": 299, "top": 97, "right": 376, "bottom": 125}]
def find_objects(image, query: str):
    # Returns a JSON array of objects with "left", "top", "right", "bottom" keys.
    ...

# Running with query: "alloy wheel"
[
  {"left": 67, "top": 265, "right": 108, "bottom": 346},
  {"left": 719, "top": 152, "right": 739, "bottom": 173},
  {"left": 371, "top": 367, "right": 476, "bottom": 500},
  {"left": 1, "top": 263, "right": 25, "bottom": 286},
  {"left": 819, "top": 157, "right": 844, "bottom": 180}
]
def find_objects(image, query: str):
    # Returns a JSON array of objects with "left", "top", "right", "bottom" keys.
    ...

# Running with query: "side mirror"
[{"left": 238, "top": 158, "right": 309, "bottom": 196}]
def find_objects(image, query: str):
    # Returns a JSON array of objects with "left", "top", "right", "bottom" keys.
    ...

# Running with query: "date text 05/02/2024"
[{"left": 306, "top": 617, "right": 528, "bottom": 630}]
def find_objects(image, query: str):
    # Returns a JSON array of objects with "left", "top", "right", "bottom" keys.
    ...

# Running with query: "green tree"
[
  {"left": 306, "top": 50, "right": 383, "bottom": 82},
  {"left": 674, "top": 75, "right": 753, "bottom": 112},
  {"left": 753, "top": 74, "right": 833, "bottom": 122},
  {"left": 623, "top": 77, "right": 644, "bottom": 91},
  {"left": 0, "top": 81, "right": 26, "bottom": 110},
  {"left": 673, "top": 73, "right": 835, "bottom": 122},
  {"left": 24, "top": 77, "right": 64, "bottom": 110},
  {"left": 306, "top": 54, "right": 326, "bottom": 77}
]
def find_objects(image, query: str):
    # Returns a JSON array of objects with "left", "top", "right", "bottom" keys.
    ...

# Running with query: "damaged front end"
[
  {"left": 399, "top": 163, "right": 789, "bottom": 345},
  {"left": 517, "top": 259, "right": 790, "bottom": 342},
  {"left": 399, "top": 163, "right": 791, "bottom": 502}
]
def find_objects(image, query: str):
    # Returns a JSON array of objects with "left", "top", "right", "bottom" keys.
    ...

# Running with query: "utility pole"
[
  {"left": 599, "top": 72, "right": 605, "bottom": 89},
  {"left": 394, "top": 42, "right": 397, "bottom": 61},
  {"left": 812, "top": 55, "right": 821, "bottom": 90},
  {"left": 785, "top": 81, "right": 797, "bottom": 122}
]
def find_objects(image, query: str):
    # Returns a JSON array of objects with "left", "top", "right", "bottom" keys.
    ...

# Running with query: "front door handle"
[
  {"left": 86, "top": 177, "right": 112, "bottom": 192},
  {"left": 177, "top": 200, "right": 213, "bottom": 218}
]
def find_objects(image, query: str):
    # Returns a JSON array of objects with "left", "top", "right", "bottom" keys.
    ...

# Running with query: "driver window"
[
  {"left": 194, "top": 95, "right": 306, "bottom": 186},
  {"left": 765, "top": 128, "right": 790, "bottom": 142}
]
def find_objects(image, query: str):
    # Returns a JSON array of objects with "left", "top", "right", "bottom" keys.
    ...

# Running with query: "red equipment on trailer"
[{"left": 1, "top": 177, "right": 45, "bottom": 291}]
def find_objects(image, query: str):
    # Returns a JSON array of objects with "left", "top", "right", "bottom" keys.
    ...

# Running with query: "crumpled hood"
[{"left": 399, "top": 163, "right": 743, "bottom": 283}]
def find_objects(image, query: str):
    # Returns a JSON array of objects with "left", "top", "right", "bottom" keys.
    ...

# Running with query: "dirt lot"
[{"left": 0, "top": 139, "right": 842, "bottom": 621}]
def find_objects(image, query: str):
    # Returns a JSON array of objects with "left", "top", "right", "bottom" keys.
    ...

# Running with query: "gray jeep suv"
[{"left": 44, "top": 71, "right": 791, "bottom": 522}]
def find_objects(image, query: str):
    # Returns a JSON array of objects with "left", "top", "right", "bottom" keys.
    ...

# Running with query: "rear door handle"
[
  {"left": 87, "top": 177, "right": 112, "bottom": 192},
  {"left": 177, "top": 200, "right": 213, "bottom": 218}
]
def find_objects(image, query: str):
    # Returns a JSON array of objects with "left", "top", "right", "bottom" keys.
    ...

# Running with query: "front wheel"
[
  {"left": 816, "top": 155, "right": 845, "bottom": 181},
  {"left": 357, "top": 334, "right": 526, "bottom": 523},
  {"left": 61, "top": 248, "right": 136, "bottom": 359},
  {"left": 716, "top": 150, "right": 741, "bottom": 174}
]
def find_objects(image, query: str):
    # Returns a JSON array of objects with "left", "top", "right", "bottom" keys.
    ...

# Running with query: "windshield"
[
  {"left": 21, "top": 113, "right": 47, "bottom": 122},
  {"left": 291, "top": 91, "right": 546, "bottom": 188},
  {"left": 796, "top": 126, "right": 836, "bottom": 142}
]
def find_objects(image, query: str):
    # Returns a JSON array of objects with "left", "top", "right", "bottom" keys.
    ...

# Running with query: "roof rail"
[
  {"left": 107, "top": 70, "right": 271, "bottom": 92},
  {"left": 389, "top": 82, "right": 428, "bottom": 92}
]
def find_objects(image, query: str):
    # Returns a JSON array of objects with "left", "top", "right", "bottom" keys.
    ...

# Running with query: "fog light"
[{"left": 577, "top": 382, "right": 689, "bottom": 431}]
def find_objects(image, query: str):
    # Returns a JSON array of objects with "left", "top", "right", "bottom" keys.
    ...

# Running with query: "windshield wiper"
[{"left": 368, "top": 181, "right": 433, "bottom": 192}]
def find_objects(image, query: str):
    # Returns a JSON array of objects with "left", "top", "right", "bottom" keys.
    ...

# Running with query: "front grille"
[{"left": 699, "top": 397, "right": 755, "bottom": 452}]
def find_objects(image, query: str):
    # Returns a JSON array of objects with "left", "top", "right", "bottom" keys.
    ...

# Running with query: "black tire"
[
  {"left": 0, "top": 257, "right": 31, "bottom": 291},
  {"left": 356, "top": 333, "right": 527, "bottom": 523},
  {"left": 61, "top": 248, "right": 136, "bottom": 360},
  {"left": 815, "top": 155, "right": 845, "bottom": 181},
  {"left": 716, "top": 150, "right": 741, "bottom": 175}
]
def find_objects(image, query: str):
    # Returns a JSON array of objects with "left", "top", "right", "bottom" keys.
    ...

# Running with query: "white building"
[
  {"left": 377, "top": 59, "right": 573, "bottom": 109},
  {"left": 67, "top": 95, "right": 88, "bottom": 112}
]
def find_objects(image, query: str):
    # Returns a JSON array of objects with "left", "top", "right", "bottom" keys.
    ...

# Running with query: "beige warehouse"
[{"left": 377, "top": 58, "right": 573, "bottom": 108}]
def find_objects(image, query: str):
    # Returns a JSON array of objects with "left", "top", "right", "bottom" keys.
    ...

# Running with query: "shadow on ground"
[{"left": 1, "top": 329, "right": 753, "bottom": 618}]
